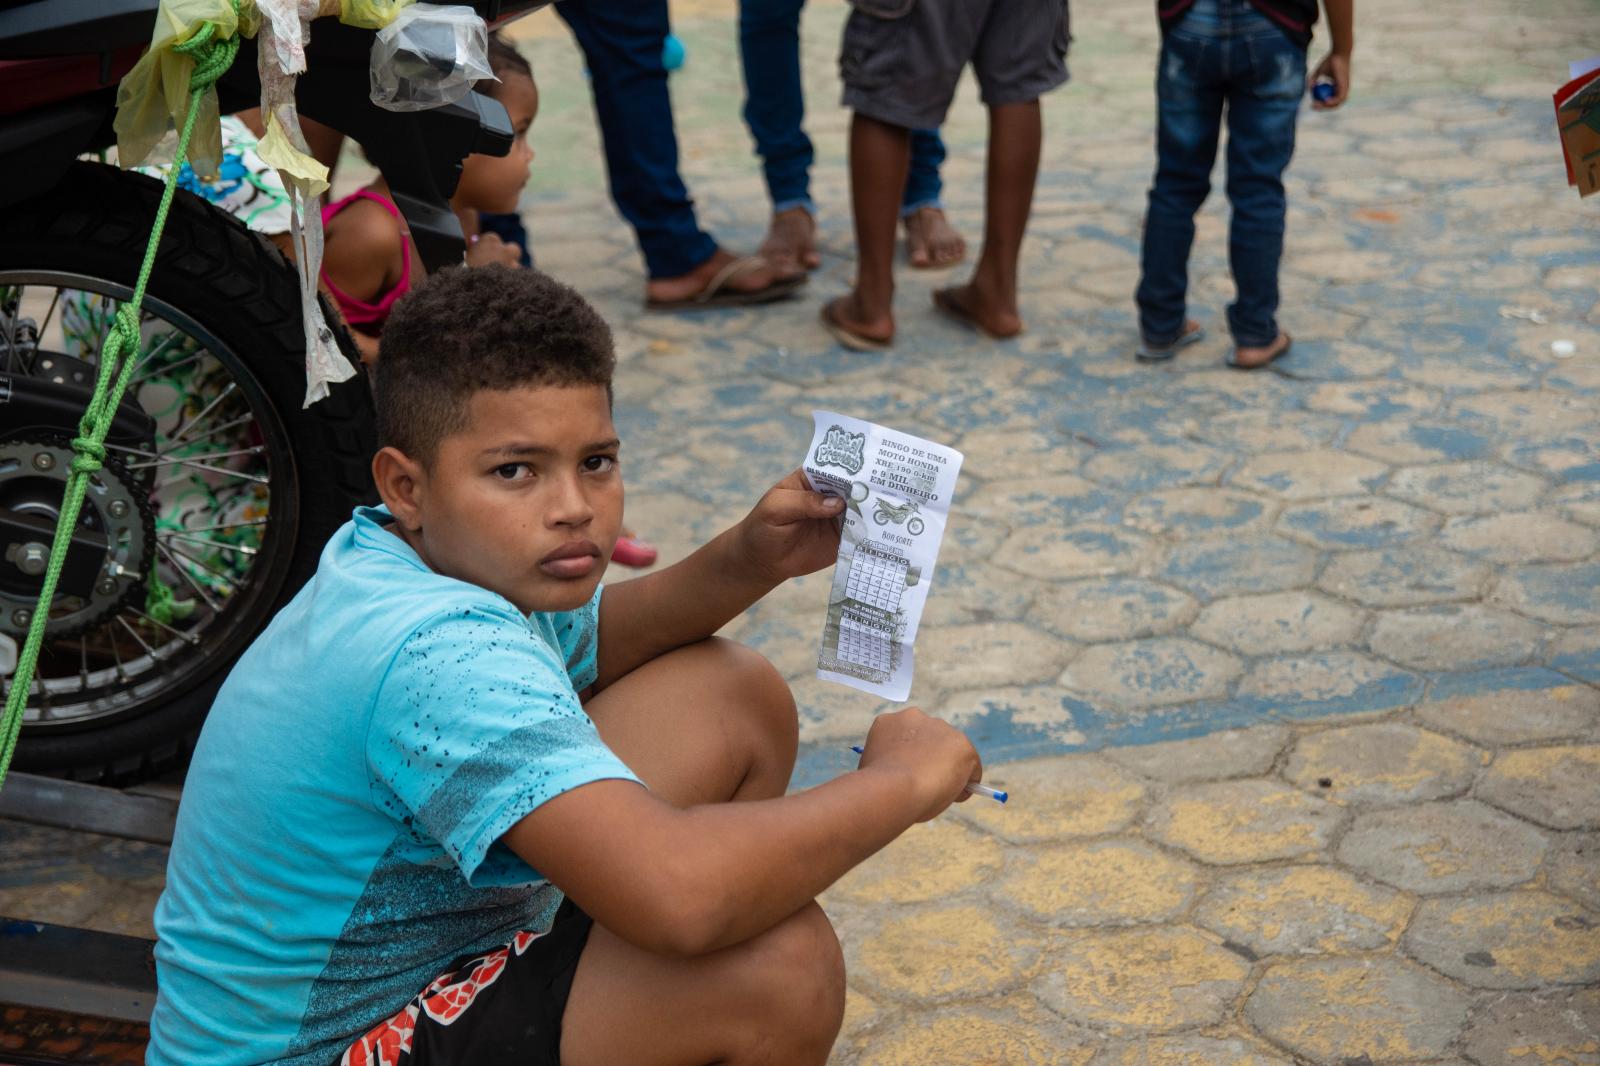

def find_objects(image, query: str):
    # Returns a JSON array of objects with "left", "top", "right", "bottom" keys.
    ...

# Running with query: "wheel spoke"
[
  {"left": 157, "top": 414, "right": 255, "bottom": 455},
  {"left": 161, "top": 544, "right": 238, "bottom": 585},
  {"left": 169, "top": 517, "right": 270, "bottom": 535},
  {"left": 125, "top": 606, "right": 201, "bottom": 646},
  {"left": 102, "top": 440, "right": 158, "bottom": 462},
  {"left": 4, "top": 292, "right": 19, "bottom": 371},
  {"left": 104, "top": 620, "right": 129, "bottom": 681},
  {"left": 38, "top": 288, "right": 62, "bottom": 343},
  {"left": 160, "top": 530, "right": 259, "bottom": 557},
  {"left": 125, "top": 446, "right": 265, "bottom": 470},
  {"left": 151, "top": 457, "right": 269, "bottom": 484},
  {"left": 167, "top": 381, "right": 238, "bottom": 448},
  {"left": 116, "top": 615, "right": 160, "bottom": 658},
  {"left": 156, "top": 540, "right": 225, "bottom": 613},
  {"left": 129, "top": 336, "right": 202, "bottom": 385}
]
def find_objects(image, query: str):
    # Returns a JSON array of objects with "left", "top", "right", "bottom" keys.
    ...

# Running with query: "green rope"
[
  {"left": 0, "top": 14, "right": 239, "bottom": 789},
  {"left": 145, "top": 570, "right": 179, "bottom": 626}
]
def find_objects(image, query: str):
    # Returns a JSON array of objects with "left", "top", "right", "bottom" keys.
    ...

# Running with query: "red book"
[{"left": 1554, "top": 64, "right": 1600, "bottom": 194}]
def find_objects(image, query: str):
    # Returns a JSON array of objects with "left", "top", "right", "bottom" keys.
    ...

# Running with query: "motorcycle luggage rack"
[{"left": 0, "top": 774, "right": 172, "bottom": 1066}]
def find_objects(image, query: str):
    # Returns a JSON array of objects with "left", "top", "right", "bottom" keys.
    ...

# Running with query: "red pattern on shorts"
[{"left": 339, "top": 930, "right": 546, "bottom": 1066}]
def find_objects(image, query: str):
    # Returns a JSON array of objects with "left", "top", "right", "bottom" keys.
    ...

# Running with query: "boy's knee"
[
  {"left": 702, "top": 637, "right": 798, "bottom": 746},
  {"left": 735, "top": 904, "right": 846, "bottom": 1062}
]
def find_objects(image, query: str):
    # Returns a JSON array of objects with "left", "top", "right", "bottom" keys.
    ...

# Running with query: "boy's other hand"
[
  {"left": 466, "top": 231, "right": 523, "bottom": 268},
  {"left": 1310, "top": 51, "right": 1351, "bottom": 109},
  {"left": 857, "top": 708, "right": 982, "bottom": 822},
  {"left": 733, "top": 469, "right": 846, "bottom": 585}
]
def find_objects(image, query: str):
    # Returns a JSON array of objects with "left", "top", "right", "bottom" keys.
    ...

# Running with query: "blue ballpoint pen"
[{"left": 849, "top": 745, "right": 1009, "bottom": 804}]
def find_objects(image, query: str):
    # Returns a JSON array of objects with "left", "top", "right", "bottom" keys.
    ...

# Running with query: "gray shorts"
[{"left": 839, "top": 0, "right": 1071, "bottom": 130}]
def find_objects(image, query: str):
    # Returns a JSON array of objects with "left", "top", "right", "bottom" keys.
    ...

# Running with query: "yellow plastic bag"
[
  {"left": 340, "top": 0, "right": 411, "bottom": 29},
  {"left": 115, "top": 0, "right": 411, "bottom": 179},
  {"left": 114, "top": 0, "right": 260, "bottom": 178}
]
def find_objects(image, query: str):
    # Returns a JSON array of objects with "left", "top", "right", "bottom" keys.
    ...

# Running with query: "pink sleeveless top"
[{"left": 320, "top": 189, "right": 413, "bottom": 331}]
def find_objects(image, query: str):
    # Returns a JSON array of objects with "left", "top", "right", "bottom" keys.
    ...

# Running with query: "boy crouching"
[{"left": 148, "top": 265, "right": 983, "bottom": 1066}]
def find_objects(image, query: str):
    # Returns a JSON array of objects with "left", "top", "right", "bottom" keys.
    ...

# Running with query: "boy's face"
[{"left": 381, "top": 383, "right": 623, "bottom": 615}]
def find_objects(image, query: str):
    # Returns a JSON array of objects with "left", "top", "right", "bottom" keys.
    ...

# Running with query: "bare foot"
[
  {"left": 759, "top": 207, "right": 820, "bottom": 276},
  {"left": 644, "top": 247, "right": 797, "bottom": 307},
  {"left": 904, "top": 206, "right": 967, "bottom": 269},
  {"left": 1230, "top": 331, "right": 1292, "bottom": 370},
  {"left": 822, "top": 293, "right": 894, "bottom": 351},
  {"left": 932, "top": 282, "right": 1022, "bottom": 339}
]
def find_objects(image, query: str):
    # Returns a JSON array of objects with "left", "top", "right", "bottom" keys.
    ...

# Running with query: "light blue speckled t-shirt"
[{"left": 148, "top": 506, "right": 639, "bottom": 1066}]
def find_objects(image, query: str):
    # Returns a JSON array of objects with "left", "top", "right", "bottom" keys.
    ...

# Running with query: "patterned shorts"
[{"left": 337, "top": 899, "right": 593, "bottom": 1066}]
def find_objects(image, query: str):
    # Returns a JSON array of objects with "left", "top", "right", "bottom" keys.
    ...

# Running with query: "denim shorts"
[{"left": 840, "top": 0, "right": 1071, "bottom": 130}]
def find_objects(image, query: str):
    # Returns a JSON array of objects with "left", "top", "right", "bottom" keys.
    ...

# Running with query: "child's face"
[
  {"left": 389, "top": 383, "right": 622, "bottom": 615},
  {"left": 457, "top": 73, "right": 538, "bottom": 215}
]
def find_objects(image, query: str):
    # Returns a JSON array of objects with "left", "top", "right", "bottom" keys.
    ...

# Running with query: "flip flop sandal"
[
  {"left": 1227, "top": 333, "right": 1293, "bottom": 370},
  {"left": 1135, "top": 324, "right": 1205, "bottom": 362},
  {"left": 820, "top": 300, "right": 893, "bottom": 352},
  {"left": 610, "top": 535, "right": 658, "bottom": 568},
  {"left": 645, "top": 255, "right": 807, "bottom": 312},
  {"left": 931, "top": 288, "right": 1022, "bottom": 341}
]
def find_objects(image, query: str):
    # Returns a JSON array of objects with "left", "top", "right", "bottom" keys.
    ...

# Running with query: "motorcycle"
[
  {"left": 872, "top": 497, "right": 925, "bottom": 536},
  {"left": 0, "top": 0, "right": 547, "bottom": 784}
]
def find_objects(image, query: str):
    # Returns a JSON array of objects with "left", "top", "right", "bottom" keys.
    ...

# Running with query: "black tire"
[{"left": 0, "top": 161, "right": 375, "bottom": 784}]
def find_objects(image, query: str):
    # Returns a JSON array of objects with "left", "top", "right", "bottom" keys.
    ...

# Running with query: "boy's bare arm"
[
  {"left": 1323, "top": 0, "right": 1353, "bottom": 53},
  {"left": 502, "top": 708, "right": 979, "bottom": 957},
  {"left": 1312, "top": 0, "right": 1354, "bottom": 109},
  {"left": 593, "top": 470, "right": 843, "bottom": 690}
]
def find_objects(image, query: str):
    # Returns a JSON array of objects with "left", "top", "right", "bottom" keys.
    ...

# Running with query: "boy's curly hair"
[{"left": 374, "top": 266, "right": 615, "bottom": 463}]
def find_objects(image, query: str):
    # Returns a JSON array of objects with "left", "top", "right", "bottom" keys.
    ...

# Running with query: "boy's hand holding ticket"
[
  {"left": 732, "top": 468, "right": 849, "bottom": 585},
  {"left": 801, "top": 411, "right": 964, "bottom": 701}
]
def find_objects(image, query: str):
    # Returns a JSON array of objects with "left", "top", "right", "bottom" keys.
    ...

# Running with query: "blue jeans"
[
  {"left": 738, "top": 0, "right": 945, "bottom": 215},
  {"left": 558, "top": 0, "right": 718, "bottom": 279},
  {"left": 1135, "top": 0, "right": 1306, "bottom": 347}
]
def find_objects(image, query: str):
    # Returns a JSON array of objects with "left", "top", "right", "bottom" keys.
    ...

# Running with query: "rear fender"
[{"left": 0, "top": 95, "right": 110, "bottom": 207}]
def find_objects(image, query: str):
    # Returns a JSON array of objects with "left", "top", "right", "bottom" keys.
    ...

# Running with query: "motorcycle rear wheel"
[{"left": 0, "top": 162, "right": 374, "bottom": 785}]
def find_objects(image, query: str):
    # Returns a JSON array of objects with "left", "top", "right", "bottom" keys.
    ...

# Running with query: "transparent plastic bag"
[
  {"left": 369, "top": 4, "right": 492, "bottom": 112},
  {"left": 254, "top": 0, "right": 353, "bottom": 405}
]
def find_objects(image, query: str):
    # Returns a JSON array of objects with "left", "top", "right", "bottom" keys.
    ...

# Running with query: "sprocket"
[{"left": 0, "top": 434, "right": 156, "bottom": 641}]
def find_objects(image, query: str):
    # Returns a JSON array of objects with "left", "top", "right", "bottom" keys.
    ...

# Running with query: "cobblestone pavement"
[{"left": 6, "top": 0, "right": 1600, "bottom": 1060}]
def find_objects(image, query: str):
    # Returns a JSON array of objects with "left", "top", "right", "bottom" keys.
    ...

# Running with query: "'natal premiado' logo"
[{"left": 814, "top": 425, "right": 866, "bottom": 474}]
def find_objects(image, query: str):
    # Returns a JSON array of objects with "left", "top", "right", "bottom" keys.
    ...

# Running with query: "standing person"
[
  {"left": 1133, "top": 0, "right": 1353, "bottom": 368},
  {"left": 822, "top": 0, "right": 1071, "bottom": 350},
  {"left": 739, "top": 0, "right": 966, "bottom": 274},
  {"left": 556, "top": 0, "right": 806, "bottom": 311}
]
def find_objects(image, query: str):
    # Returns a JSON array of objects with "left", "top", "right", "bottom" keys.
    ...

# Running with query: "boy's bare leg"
[
  {"left": 562, "top": 637, "right": 846, "bottom": 1066},
  {"left": 823, "top": 113, "right": 912, "bottom": 346},
  {"left": 934, "top": 100, "right": 1042, "bottom": 339}
]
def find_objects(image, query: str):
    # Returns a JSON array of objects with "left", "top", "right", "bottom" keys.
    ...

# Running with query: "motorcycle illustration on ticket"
[{"left": 801, "top": 411, "right": 964, "bottom": 701}]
